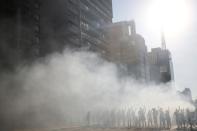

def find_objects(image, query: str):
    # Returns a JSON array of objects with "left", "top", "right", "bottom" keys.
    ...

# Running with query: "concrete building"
[
  {"left": 0, "top": 0, "right": 113, "bottom": 70},
  {"left": 39, "top": 0, "right": 113, "bottom": 55},
  {"left": 104, "top": 21, "right": 149, "bottom": 81},
  {"left": 148, "top": 31, "right": 174, "bottom": 84},
  {"left": 0, "top": 0, "right": 41, "bottom": 70},
  {"left": 148, "top": 48, "right": 173, "bottom": 83},
  {"left": 79, "top": 0, "right": 113, "bottom": 52}
]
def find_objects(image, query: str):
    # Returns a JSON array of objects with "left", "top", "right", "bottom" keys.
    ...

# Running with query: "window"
[
  {"left": 81, "top": 21, "right": 89, "bottom": 30},
  {"left": 34, "top": 14, "right": 40, "bottom": 21},
  {"left": 35, "top": 25, "right": 40, "bottom": 33},
  {"left": 35, "top": 36, "right": 40, "bottom": 44},
  {"left": 34, "top": 2, "right": 40, "bottom": 9}
]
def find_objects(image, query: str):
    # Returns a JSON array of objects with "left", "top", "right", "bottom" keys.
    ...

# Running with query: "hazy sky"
[{"left": 113, "top": 0, "right": 197, "bottom": 97}]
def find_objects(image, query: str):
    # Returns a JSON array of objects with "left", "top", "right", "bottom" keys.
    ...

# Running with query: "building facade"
[
  {"left": 0, "top": 0, "right": 113, "bottom": 70},
  {"left": 39, "top": 0, "right": 113, "bottom": 55},
  {"left": 148, "top": 48, "right": 174, "bottom": 83},
  {"left": 104, "top": 21, "right": 149, "bottom": 81},
  {"left": 0, "top": 0, "right": 41, "bottom": 70}
]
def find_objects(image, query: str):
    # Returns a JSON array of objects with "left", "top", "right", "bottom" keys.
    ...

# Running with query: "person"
[
  {"left": 141, "top": 107, "right": 146, "bottom": 128},
  {"left": 86, "top": 111, "right": 91, "bottom": 126},
  {"left": 110, "top": 109, "right": 116, "bottom": 128},
  {"left": 186, "top": 109, "right": 193, "bottom": 131},
  {"left": 152, "top": 108, "right": 158, "bottom": 128},
  {"left": 159, "top": 108, "right": 165, "bottom": 128},
  {"left": 138, "top": 107, "right": 146, "bottom": 128},
  {"left": 116, "top": 109, "right": 121, "bottom": 128},
  {"left": 121, "top": 109, "right": 126, "bottom": 127},
  {"left": 165, "top": 110, "right": 171, "bottom": 129},
  {"left": 131, "top": 109, "right": 137, "bottom": 128},
  {"left": 174, "top": 108, "right": 181, "bottom": 129},
  {"left": 127, "top": 108, "right": 132, "bottom": 128},
  {"left": 147, "top": 110, "right": 153, "bottom": 128},
  {"left": 180, "top": 109, "right": 186, "bottom": 128},
  {"left": 195, "top": 108, "right": 197, "bottom": 127}
]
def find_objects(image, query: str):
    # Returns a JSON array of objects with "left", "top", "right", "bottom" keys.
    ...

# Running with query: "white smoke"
[{"left": 0, "top": 49, "right": 194, "bottom": 129}]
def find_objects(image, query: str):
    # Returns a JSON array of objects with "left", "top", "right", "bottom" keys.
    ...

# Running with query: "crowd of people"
[
  {"left": 86, "top": 107, "right": 197, "bottom": 129},
  {"left": 174, "top": 108, "right": 197, "bottom": 129}
]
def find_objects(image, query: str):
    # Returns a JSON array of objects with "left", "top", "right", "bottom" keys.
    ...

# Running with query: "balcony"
[
  {"left": 81, "top": 32, "right": 103, "bottom": 45},
  {"left": 67, "top": 25, "right": 80, "bottom": 35},
  {"left": 67, "top": 4, "right": 79, "bottom": 15},
  {"left": 66, "top": 13, "right": 79, "bottom": 26},
  {"left": 81, "top": 0, "right": 111, "bottom": 21},
  {"left": 91, "top": 0, "right": 112, "bottom": 18}
]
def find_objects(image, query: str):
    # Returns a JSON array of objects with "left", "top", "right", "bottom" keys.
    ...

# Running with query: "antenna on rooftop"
[{"left": 161, "top": 27, "right": 166, "bottom": 50}]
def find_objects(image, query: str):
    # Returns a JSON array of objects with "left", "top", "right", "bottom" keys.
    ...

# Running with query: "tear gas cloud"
[{"left": 0, "top": 49, "right": 194, "bottom": 128}]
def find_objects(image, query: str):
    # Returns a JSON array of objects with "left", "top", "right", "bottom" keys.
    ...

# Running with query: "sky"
[{"left": 112, "top": 0, "right": 197, "bottom": 98}]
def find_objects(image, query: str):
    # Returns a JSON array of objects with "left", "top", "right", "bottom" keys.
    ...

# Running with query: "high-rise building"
[
  {"left": 79, "top": 0, "right": 113, "bottom": 51},
  {"left": 104, "top": 21, "right": 149, "bottom": 81},
  {"left": 148, "top": 29, "right": 174, "bottom": 84},
  {"left": 148, "top": 47, "right": 174, "bottom": 83},
  {"left": 0, "top": 0, "right": 113, "bottom": 70},
  {"left": 39, "top": 0, "right": 113, "bottom": 55},
  {"left": 0, "top": 0, "right": 41, "bottom": 70}
]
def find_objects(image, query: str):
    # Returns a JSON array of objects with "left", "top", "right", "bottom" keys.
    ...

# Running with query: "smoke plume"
[{"left": 0, "top": 49, "right": 194, "bottom": 129}]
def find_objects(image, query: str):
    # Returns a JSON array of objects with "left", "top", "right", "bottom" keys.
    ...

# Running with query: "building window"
[
  {"left": 81, "top": 21, "right": 89, "bottom": 30},
  {"left": 35, "top": 36, "right": 40, "bottom": 44},
  {"left": 35, "top": 25, "right": 40, "bottom": 33},
  {"left": 101, "top": 34, "right": 105, "bottom": 39},
  {"left": 34, "top": 48, "right": 40, "bottom": 56},
  {"left": 34, "top": 14, "right": 40, "bottom": 21},
  {"left": 96, "top": 22, "right": 100, "bottom": 28},
  {"left": 34, "top": 2, "right": 40, "bottom": 9}
]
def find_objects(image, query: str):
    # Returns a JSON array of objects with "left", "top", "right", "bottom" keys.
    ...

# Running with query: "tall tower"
[
  {"left": 129, "top": 20, "right": 136, "bottom": 35},
  {"left": 161, "top": 29, "right": 166, "bottom": 50}
]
